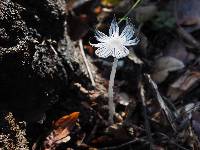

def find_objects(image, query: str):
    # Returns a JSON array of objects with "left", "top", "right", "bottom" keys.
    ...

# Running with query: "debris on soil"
[{"left": 0, "top": 0, "right": 200, "bottom": 149}]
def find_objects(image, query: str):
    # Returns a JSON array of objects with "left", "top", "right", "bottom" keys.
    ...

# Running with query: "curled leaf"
[
  {"left": 43, "top": 112, "right": 80, "bottom": 150},
  {"left": 53, "top": 112, "right": 80, "bottom": 129}
]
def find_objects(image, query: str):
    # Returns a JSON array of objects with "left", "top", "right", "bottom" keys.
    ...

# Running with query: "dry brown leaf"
[
  {"left": 167, "top": 71, "right": 200, "bottom": 101},
  {"left": 91, "top": 123, "right": 131, "bottom": 146},
  {"left": 53, "top": 112, "right": 80, "bottom": 128},
  {"left": 43, "top": 112, "right": 80, "bottom": 150}
]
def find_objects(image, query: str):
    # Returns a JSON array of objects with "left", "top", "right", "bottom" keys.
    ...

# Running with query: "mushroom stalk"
[
  {"left": 90, "top": 17, "right": 139, "bottom": 124},
  {"left": 108, "top": 58, "right": 118, "bottom": 124}
]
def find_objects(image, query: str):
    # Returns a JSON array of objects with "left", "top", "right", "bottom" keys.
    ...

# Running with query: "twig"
[
  {"left": 85, "top": 120, "right": 99, "bottom": 144},
  {"left": 174, "top": 0, "right": 200, "bottom": 52},
  {"left": 99, "top": 137, "right": 148, "bottom": 150},
  {"left": 139, "top": 81, "right": 153, "bottom": 149},
  {"left": 123, "top": 100, "right": 136, "bottom": 126},
  {"left": 144, "top": 74, "right": 177, "bottom": 132},
  {"left": 163, "top": 97, "right": 178, "bottom": 117},
  {"left": 99, "top": 132, "right": 190, "bottom": 150},
  {"left": 79, "top": 39, "right": 96, "bottom": 87},
  {"left": 176, "top": 27, "right": 200, "bottom": 52},
  {"left": 118, "top": 0, "right": 142, "bottom": 24},
  {"left": 156, "top": 132, "right": 190, "bottom": 150}
]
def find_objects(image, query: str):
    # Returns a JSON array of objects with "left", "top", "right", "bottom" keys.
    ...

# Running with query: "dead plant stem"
[{"left": 139, "top": 82, "right": 153, "bottom": 150}]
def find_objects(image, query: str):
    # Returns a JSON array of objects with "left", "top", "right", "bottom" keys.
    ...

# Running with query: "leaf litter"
[{"left": 2, "top": 0, "right": 200, "bottom": 150}]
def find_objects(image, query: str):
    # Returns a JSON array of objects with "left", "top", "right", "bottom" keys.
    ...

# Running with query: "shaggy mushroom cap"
[{"left": 90, "top": 18, "right": 139, "bottom": 59}]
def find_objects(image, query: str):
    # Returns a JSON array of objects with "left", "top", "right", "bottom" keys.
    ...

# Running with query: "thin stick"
[
  {"left": 139, "top": 82, "right": 153, "bottom": 149},
  {"left": 157, "top": 132, "right": 190, "bottom": 150},
  {"left": 79, "top": 39, "right": 96, "bottom": 87},
  {"left": 144, "top": 74, "right": 177, "bottom": 132},
  {"left": 99, "top": 132, "right": 190, "bottom": 150},
  {"left": 176, "top": 27, "right": 200, "bottom": 52},
  {"left": 85, "top": 120, "right": 99, "bottom": 144},
  {"left": 108, "top": 58, "right": 118, "bottom": 124},
  {"left": 118, "top": 0, "right": 142, "bottom": 24},
  {"left": 99, "top": 137, "right": 146, "bottom": 150}
]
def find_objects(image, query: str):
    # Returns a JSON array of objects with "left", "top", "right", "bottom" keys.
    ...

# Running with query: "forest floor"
[{"left": 0, "top": 0, "right": 200, "bottom": 150}]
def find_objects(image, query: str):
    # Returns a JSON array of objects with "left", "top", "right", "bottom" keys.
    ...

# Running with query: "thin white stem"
[{"left": 108, "top": 58, "right": 118, "bottom": 124}]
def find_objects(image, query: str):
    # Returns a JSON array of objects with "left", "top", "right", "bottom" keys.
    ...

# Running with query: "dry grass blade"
[
  {"left": 118, "top": 0, "right": 142, "bottom": 24},
  {"left": 79, "top": 39, "right": 96, "bottom": 87},
  {"left": 144, "top": 74, "right": 178, "bottom": 132}
]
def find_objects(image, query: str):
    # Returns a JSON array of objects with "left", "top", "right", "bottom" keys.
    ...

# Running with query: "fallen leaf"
[
  {"left": 43, "top": 112, "right": 80, "bottom": 150},
  {"left": 43, "top": 128, "right": 71, "bottom": 150},
  {"left": 53, "top": 112, "right": 80, "bottom": 128},
  {"left": 167, "top": 71, "right": 200, "bottom": 100},
  {"left": 51, "top": 128, "right": 70, "bottom": 143},
  {"left": 151, "top": 56, "right": 185, "bottom": 83},
  {"left": 105, "top": 123, "right": 131, "bottom": 141},
  {"left": 91, "top": 123, "right": 131, "bottom": 146}
]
